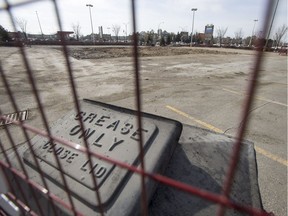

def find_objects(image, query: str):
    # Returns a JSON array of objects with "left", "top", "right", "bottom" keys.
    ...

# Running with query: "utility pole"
[
  {"left": 123, "top": 22, "right": 129, "bottom": 42},
  {"left": 249, "top": 19, "right": 258, "bottom": 47},
  {"left": 86, "top": 4, "right": 94, "bottom": 43},
  {"left": 190, "top": 8, "right": 197, "bottom": 47}
]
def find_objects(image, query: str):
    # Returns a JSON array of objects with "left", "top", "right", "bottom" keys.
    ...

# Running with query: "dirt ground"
[
  {"left": 66, "top": 46, "right": 239, "bottom": 59},
  {"left": 0, "top": 45, "right": 287, "bottom": 215}
]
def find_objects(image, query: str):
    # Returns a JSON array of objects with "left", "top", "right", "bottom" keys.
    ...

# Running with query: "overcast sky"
[{"left": 0, "top": 0, "right": 287, "bottom": 38}]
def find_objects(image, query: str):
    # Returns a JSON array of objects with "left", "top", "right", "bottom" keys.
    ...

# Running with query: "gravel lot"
[{"left": 0, "top": 45, "right": 287, "bottom": 215}]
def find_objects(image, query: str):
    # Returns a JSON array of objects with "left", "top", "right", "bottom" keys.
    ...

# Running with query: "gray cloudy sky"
[{"left": 0, "top": 0, "right": 287, "bottom": 38}]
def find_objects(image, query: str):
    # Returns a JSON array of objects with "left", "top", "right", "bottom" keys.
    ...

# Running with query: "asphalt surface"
[{"left": 0, "top": 46, "right": 287, "bottom": 215}]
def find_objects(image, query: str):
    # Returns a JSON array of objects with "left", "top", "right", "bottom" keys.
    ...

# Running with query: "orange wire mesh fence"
[{"left": 0, "top": 0, "right": 277, "bottom": 215}]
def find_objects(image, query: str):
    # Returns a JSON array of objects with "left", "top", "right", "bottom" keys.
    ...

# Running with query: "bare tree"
[
  {"left": 72, "top": 23, "right": 81, "bottom": 41},
  {"left": 234, "top": 28, "right": 243, "bottom": 46},
  {"left": 273, "top": 24, "right": 288, "bottom": 49},
  {"left": 112, "top": 24, "right": 121, "bottom": 42},
  {"left": 216, "top": 26, "right": 228, "bottom": 47},
  {"left": 0, "top": 25, "right": 11, "bottom": 42},
  {"left": 144, "top": 30, "right": 154, "bottom": 45},
  {"left": 15, "top": 17, "right": 27, "bottom": 40}
]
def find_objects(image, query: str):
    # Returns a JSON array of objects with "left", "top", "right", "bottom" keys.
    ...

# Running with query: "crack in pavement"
[{"left": 223, "top": 102, "right": 271, "bottom": 135}]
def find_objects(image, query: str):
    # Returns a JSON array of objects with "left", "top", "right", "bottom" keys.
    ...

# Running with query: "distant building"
[
  {"left": 57, "top": 31, "right": 74, "bottom": 40},
  {"left": 180, "top": 31, "right": 189, "bottom": 43},
  {"left": 8, "top": 31, "right": 20, "bottom": 40},
  {"left": 102, "top": 34, "right": 112, "bottom": 41},
  {"left": 204, "top": 24, "right": 214, "bottom": 45},
  {"left": 99, "top": 26, "right": 103, "bottom": 39},
  {"left": 158, "top": 29, "right": 162, "bottom": 38},
  {"left": 196, "top": 33, "right": 205, "bottom": 44},
  {"left": 27, "top": 33, "right": 56, "bottom": 41},
  {"left": 8, "top": 31, "right": 54, "bottom": 41}
]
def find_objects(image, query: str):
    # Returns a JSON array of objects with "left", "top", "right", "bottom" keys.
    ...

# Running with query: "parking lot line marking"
[
  {"left": 166, "top": 105, "right": 288, "bottom": 167},
  {"left": 166, "top": 105, "right": 223, "bottom": 133},
  {"left": 254, "top": 146, "right": 288, "bottom": 166},
  {"left": 222, "top": 88, "right": 288, "bottom": 107}
]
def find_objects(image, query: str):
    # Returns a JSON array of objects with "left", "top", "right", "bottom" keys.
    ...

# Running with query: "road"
[{"left": 0, "top": 46, "right": 287, "bottom": 215}]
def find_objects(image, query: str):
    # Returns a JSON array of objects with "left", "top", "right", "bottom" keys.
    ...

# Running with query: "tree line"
[{"left": 1, "top": 20, "right": 287, "bottom": 49}]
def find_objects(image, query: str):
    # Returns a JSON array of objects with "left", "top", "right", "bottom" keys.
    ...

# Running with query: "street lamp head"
[
  {"left": 86, "top": 4, "right": 93, "bottom": 7},
  {"left": 191, "top": 8, "right": 197, "bottom": 11}
]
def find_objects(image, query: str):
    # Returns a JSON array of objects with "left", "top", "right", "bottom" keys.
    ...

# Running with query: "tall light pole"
[
  {"left": 86, "top": 4, "right": 94, "bottom": 43},
  {"left": 190, "top": 8, "right": 197, "bottom": 47},
  {"left": 123, "top": 22, "right": 129, "bottom": 42},
  {"left": 249, "top": 19, "right": 258, "bottom": 47},
  {"left": 35, "top": 11, "right": 44, "bottom": 39}
]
